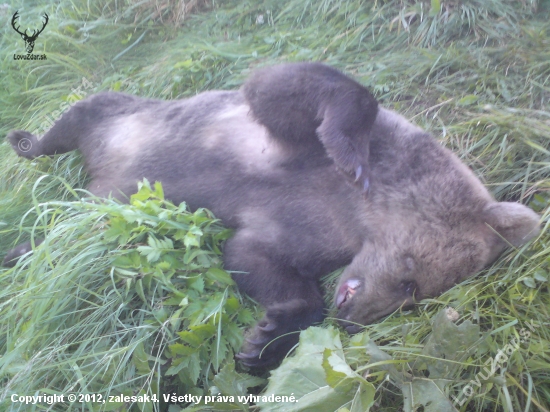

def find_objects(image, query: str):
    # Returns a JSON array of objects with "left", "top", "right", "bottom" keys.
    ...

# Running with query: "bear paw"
[
  {"left": 7, "top": 130, "right": 40, "bottom": 159},
  {"left": 236, "top": 299, "right": 323, "bottom": 368},
  {"left": 236, "top": 315, "right": 298, "bottom": 368},
  {"left": 317, "top": 127, "right": 371, "bottom": 194},
  {"left": 335, "top": 163, "right": 370, "bottom": 194}
]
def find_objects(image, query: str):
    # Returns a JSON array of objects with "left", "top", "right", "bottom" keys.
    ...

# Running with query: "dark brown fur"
[
  {"left": 242, "top": 63, "right": 378, "bottom": 191},
  {"left": 4, "top": 63, "right": 540, "bottom": 368}
]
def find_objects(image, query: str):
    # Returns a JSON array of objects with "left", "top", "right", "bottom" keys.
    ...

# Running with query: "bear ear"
[{"left": 483, "top": 202, "right": 541, "bottom": 247}]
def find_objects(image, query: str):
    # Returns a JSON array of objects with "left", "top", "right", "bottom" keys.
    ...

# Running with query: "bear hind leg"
[
  {"left": 2, "top": 238, "right": 44, "bottom": 267},
  {"left": 225, "top": 236, "right": 325, "bottom": 368}
]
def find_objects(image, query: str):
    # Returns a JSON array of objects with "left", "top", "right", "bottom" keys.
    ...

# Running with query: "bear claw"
[
  {"left": 362, "top": 177, "right": 370, "bottom": 194},
  {"left": 258, "top": 322, "right": 277, "bottom": 332},
  {"left": 245, "top": 337, "right": 265, "bottom": 346},
  {"left": 347, "top": 164, "right": 370, "bottom": 194},
  {"left": 354, "top": 165, "right": 363, "bottom": 182}
]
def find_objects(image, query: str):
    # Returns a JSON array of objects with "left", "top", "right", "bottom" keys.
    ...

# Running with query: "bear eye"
[{"left": 401, "top": 280, "right": 417, "bottom": 297}]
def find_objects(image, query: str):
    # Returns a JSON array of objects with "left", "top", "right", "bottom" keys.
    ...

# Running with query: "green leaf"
[
  {"left": 112, "top": 80, "right": 122, "bottom": 92},
  {"left": 237, "top": 308, "right": 255, "bottom": 325},
  {"left": 420, "top": 309, "right": 480, "bottom": 378},
  {"left": 206, "top": 268, "right": 235, "bottom": 285},
  {"left": 166, "top": 356, "right": 190, "bottom": 376},
  {"left": 350, "top": 382, "right": 376, "bottom": 412},
  {"left": 429, "top": 0, "right": 441, "bottom": 16},
  {"left": 402, "top": 378, "right": 458, "bottom": 412},
  {"left": 177, "top": 331, "right": 203, "bottom": 347},
  {"left": 457, "top": 94, "right": 479, "bottom": 106},
  {"left": 169, "top": 343, "right": 196, "bottom": 356},
  {"left": 187, "top": 352, "right": 202, "bottom": 385},
  {"left": 366, "top": 340, "right": 404, "bottom": 385},
  {"left": 213, "top": 362, "right": 266, "bottom": 398},
  {"left": 188, "top": 276, "right": 205, "bottom": 292},
  {"left": 133, "top": 342, "right": 151, "bottom": 375},
  {"left": 533, "top": 269, "right": 548, "bottom": 282},
  {"left": 137, "top": 245, "right": 161, "bottom": 262},
  {"left": 153, "top": 181, "right": 165, "bottom": 199},
  {"left": 113, "top": 252, "right": 140, "bottom": 268},
  {"left": 103, "top": 217, "right": 130, "bottom": 243},
  {"left": 322, "top": 348, "right": 355, "bottom": 393},
  {"left": 522, "top": 277, "right": 536, "bottom": 288},
  {"left": 224, "top": 322, "right": 245, "bottom": 351},
  {"left": 259, "top": 327, "right": 359, "bottom": 411},
  {"left": 174, "top": 59, "right": 194, "bottom": 69},
  {"left": 188, "top": 323, "right": 217, "bottom": 341}
]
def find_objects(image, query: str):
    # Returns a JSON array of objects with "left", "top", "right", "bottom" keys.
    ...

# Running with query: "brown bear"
[{"left": 4, "top": 63, "right": 540, "bottom": 367}]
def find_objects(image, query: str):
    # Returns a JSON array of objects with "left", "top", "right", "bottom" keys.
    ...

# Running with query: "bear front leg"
[
  {"left": 224, "top": 236, "right": 325, "bottom": 368},
  {"left": 241, "top": 63, "right": 377, "bottom": 193},
  {"left": 317, "top": 97, "right": 372, "bottom": 193}
]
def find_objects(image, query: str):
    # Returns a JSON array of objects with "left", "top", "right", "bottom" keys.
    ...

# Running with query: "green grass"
[{"left": 0, "top": 0, "right": 549, "bottom": 411}]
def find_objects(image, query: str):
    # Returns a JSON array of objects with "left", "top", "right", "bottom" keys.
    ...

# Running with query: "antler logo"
[{"left": 11, "top": 11, "right": 49, "bottom": 54}]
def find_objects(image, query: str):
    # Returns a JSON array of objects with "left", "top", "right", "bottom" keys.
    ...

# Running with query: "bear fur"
[{"left": 4, "top": 63, "right": 540, "bottom": 367}]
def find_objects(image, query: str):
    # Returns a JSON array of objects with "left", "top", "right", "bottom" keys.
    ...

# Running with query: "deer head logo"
[{"left": 11, "top": 11, "right": 49, "bottom": 54}]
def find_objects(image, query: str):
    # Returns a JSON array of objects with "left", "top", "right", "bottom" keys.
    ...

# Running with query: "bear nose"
[{"left": 336, "top": 278, "right": 361, "bottom": 309}]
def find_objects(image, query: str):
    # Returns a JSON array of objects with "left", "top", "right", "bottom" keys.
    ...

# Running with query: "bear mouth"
[{"left": 336, "top": 278, "right": 361, "bottom": 309}]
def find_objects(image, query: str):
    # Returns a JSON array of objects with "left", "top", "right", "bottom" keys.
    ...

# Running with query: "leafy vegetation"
[
  {"left": 0, "top": 0, "right": 549, "bottom": 411},
  {"left": 0, "top": 181, "right": 262, "bottom": 411}
]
